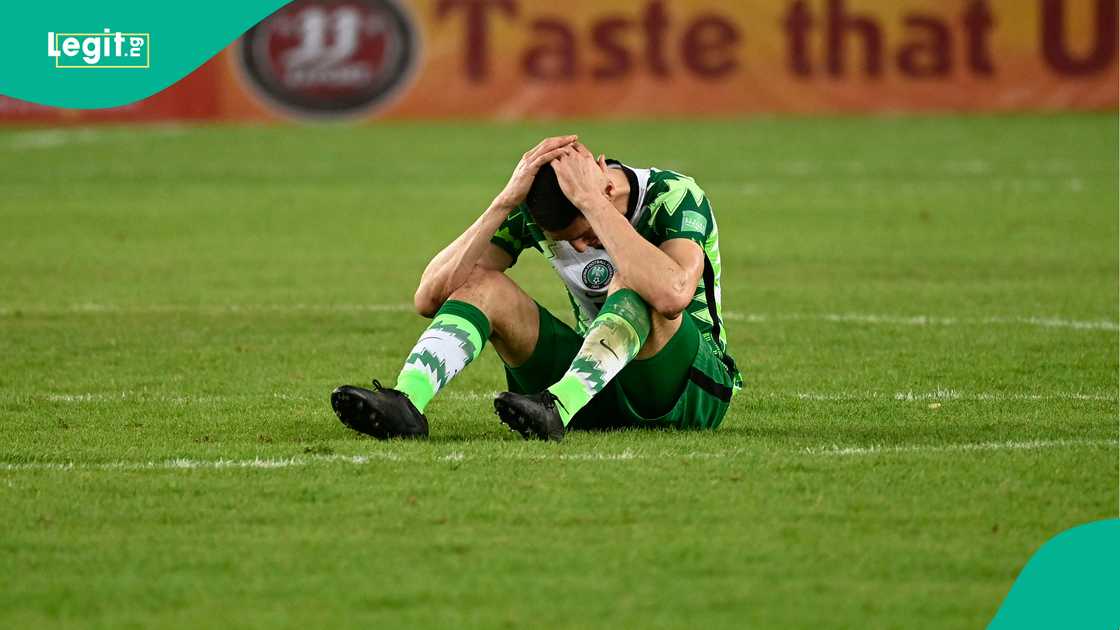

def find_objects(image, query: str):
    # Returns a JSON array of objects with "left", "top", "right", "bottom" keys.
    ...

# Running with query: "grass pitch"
[{"left": 0, "top": 115, "right": 1117, "bottom": 628}]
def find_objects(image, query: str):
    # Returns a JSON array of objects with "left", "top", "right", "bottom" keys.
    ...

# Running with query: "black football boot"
[
  {"left": 494, "top": 391, "right": 566, "bottom": 442},
  {"left": 330, "top": 380, "right": 428, "bottom": 440}
]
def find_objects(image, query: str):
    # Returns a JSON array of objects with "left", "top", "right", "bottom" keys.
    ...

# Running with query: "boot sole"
[
  {"left": 494, "top": 395, "right": 535, "bottom": 440},
  {"left": 494, "top": 394, "right": 563, "bottom": 442},
  {"left": 331, "top": 386, "right": 391, "bottom": 440}
]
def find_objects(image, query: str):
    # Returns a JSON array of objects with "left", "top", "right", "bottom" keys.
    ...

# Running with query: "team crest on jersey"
[
  {"left": 238, "top": 0, "right": 418, "bottom": 119},
  {"left": 581, "top": 259, "right": 614, "bottom": 290}
]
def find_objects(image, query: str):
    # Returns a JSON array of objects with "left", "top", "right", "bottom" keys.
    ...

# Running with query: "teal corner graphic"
[
  {"left": 989, "top": 519, "right": 1120, "bottom": 629},
  {"left": 0, "top": 1, "right": 291, "bottom": 108}
]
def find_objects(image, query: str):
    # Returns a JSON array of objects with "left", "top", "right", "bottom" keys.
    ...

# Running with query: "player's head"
[
  {"left": 526, "top": 163, "right": 580, "bottom": 231},
  {"left": 526, "top": 162, "right": 604, "bottom": 253}
]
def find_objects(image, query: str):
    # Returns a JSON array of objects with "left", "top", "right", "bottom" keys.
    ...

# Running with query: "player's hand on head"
[
  {"left": 551, "top": 142, "right": 610, "bottom": 212},
  {"left": 494, "top": 135, "right": 578, "bottom": 209}
]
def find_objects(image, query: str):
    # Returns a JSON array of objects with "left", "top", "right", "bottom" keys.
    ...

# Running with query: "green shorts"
[{"left": 504, "top": 303, "right": 738, "bottom": 431}]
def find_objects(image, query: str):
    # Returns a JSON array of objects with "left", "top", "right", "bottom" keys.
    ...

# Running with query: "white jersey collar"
[{"left": 606, "top": 160, "right": 652, "bottom": 227}]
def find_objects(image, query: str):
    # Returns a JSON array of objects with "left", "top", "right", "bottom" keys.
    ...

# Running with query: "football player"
[{"left": 331, "top": 136, "right": 741, "bottom": 441}]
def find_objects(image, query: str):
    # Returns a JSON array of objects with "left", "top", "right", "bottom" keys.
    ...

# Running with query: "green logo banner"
[
  {"left": 989, "top": 519, "right": 1120, "bottom": 629},
  {"left": 0, "top": 0, "right": 290, "bottom": 108}
]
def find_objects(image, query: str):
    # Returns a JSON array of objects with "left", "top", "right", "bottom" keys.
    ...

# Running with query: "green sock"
[
  {"left": 547, "top": 289, "right": 651, "bottom": 425},
  {"left": 394, "top": 300, "right": 490, "bottom": 413}
]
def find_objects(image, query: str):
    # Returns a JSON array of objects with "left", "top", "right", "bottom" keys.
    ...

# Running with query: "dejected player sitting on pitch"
[{"left": 331, "top": 135, "right": 742, "bottom": 441}]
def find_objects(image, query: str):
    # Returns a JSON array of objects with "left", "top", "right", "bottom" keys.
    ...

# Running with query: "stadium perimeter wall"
[{"left": 1, "top": 0, "right": 1116, "bottom": 123}]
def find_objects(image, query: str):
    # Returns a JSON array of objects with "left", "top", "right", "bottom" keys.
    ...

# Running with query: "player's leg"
[
  {"left": 495, "top": 280, "right": 680, "bottom": 440},
  {"left": 617, "top": 317, "right": 735, "bottom": 430},
  {"left": 331, "top": 267, "right": 540, "bottom": 439},
  {"left": 609, "top": 299, "right": 738, "bottom": 430},
  {"left": 499, "top": 298, "right": 633, "bottom": 435},
  {"left": 506, "top": 303, "right": 729, "bottom": 434},
  {"left": 614, "top": 310, "right": 693, "bottom": 418},
  {"left": 439, "top": 266, "right": 542, "bottom": 369},
  {"left": 546, "top": 287, "right": 682, "bottom": 423},
  {"left": 393, "top": 267, "right": 540, "bottom": 409}
]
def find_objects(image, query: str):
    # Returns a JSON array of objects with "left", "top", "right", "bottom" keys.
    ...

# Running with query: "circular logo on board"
[
  {"left": 582, "top": 259, "right": 615, "bottom": 290},
  {"left": 238, "top": 0, "right": 418, "bottom": 119}
]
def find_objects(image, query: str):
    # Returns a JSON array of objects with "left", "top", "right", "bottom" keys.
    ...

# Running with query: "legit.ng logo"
[{"left": 47, "top": 29, "right": 150, "bottom": 69}]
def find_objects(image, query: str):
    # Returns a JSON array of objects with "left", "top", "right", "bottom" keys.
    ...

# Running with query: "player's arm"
[
  {"left": 551, "top": 145, "right": 702, "bottom": 319},
  {"left": 413, "top": 135, "right": 577, "bottom": 317},
  {"left": 413, "top": 209, "right": 512, "bottom": 316},
  {"left": 586, "top": 204, "right": 701, "bottom": 319}
]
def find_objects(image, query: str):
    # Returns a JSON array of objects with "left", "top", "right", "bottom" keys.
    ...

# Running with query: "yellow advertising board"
[
  {"left": 3, "top": 0, "right": 1115, "bottom": 122},
  {"left": 217, "top": 0, "right": 1117, "bottom": 120}
]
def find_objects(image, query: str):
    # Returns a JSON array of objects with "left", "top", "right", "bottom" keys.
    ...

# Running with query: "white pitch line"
[
  {"left": 0, "top": 453, "right": 399, "bottom": 472},
  {"left": 791, "top": 390, "right": 1117, "bottom": 402},
  {"left": 804, "top": 439, "right": 1115, "bottom": 457},
  {"left": 981, "top": 315, "right": 1119, "bottom": 331},
  {"left": 0, "top": 303, "right": 416, "bottom": 315},
  {"left": 18, "top": 389, "right": 1116, "bottom": 405},
  {"left": 5, "top": 128, "right": 108, "bottom": 150},
  {"left": 0, "top": 440, "right": 1114, "bottom": 472},
  {"left": 720, "top": 311, "right": 1119, "bottom": 332},
  {"left": 3, "top": 125, "right": 186, "bottom": 151},
  {"left": 0, "top": 303, "right": 1115, "bottom": 332},
  {"left": 26, "top": 391, "right": 504, "bottom": 404}
]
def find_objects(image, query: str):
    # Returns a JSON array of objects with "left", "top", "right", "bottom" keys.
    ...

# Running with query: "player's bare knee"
[
  {"left": 413, "top": 268, "right": 505, "bottom": 318},
  {"left": 606, "top": 278, "right": 659, "bottom": 317},
  {"left": 608, "top": 278, "right": 687, "bottom": 321},
  {"left": 413, "top": 289, "right": 443, "bottom": 319},
  {"left": 637, "top": 312, "right": 682, "bottom": 359},
  {"left": 606, "top": 276, "right": 629, "bottom": 296},
  {"left": 448, "top": 268, "right": 530, "bottom": 328},
  {"left": 449, "top": 267, "right": 505, "bottom": 303}
]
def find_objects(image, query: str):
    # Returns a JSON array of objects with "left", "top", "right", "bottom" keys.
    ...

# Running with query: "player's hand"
[
  {"left": 551, "top": 142, "right": 611, "bottom": 213},
  {"left": 493, "top": 135, "right": 579, "bottom": 210}
]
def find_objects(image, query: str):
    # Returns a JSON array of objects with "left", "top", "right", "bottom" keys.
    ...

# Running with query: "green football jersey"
[{"left": 490, "top": 161, "right": 734, "bottom": 367}]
